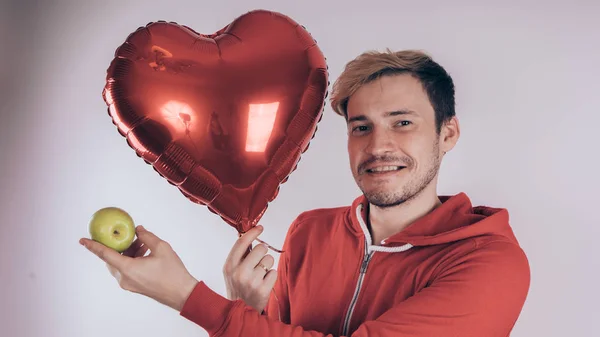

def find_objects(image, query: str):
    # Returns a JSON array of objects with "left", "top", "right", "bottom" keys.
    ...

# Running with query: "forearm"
[{"left": 180, "top": 281, "right": 332, "bottom": 337}]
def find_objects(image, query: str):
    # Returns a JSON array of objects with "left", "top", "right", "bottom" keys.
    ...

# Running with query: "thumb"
[{"left": 135, "top": 226, "right": 163, "bottom": 251}]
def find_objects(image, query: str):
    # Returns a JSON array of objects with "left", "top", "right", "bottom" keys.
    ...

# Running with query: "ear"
[{"left": 440, "top": 116, "right": 460, "bottom": 154}]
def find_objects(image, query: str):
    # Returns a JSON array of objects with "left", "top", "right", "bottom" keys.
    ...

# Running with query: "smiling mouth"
[{"left": 365, "top": 166, "right": 406, "bottom": 173}]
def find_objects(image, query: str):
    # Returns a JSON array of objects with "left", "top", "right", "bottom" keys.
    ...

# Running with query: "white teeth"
[{"left": 368, "top": 166, "right": 401, "bottom": 172}]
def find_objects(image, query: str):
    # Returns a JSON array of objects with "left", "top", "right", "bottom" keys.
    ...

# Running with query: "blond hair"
[{"left": 330, "top": 49, "right": 456, "bottom": 132}]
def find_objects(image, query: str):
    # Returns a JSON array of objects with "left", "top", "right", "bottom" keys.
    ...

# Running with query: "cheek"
[
  {"left": 347, "top": 141, "right": 362, "bottom": 169},
  {"left": 394, "top": 134, "right": 433, "bottom": 162},
  {"left": 409, "top": 138, "right": 440, "bottom": 166}
]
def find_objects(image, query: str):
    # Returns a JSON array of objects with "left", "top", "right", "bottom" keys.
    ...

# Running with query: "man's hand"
[
  {"left": 223, "top": 225, "right": 277, "bottom": 313},
  {"left": 79, "top": 225, "right": 198, "bottom": 312}
]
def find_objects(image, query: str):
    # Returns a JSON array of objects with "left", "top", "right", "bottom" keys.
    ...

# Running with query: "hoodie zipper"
[
  {"left": 341, "top": 244, "right": 374, "bottom": 336},
  {"left": 339, "top": 204, "right": 414, "bottom": 335}
]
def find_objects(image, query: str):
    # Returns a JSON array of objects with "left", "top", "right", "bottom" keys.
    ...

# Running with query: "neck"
[{"left": 367, "top": 184, "right": 442, "bottom": 245}]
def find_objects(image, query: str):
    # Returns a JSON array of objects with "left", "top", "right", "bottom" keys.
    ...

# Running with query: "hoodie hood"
[{"left": 347, "top": 192, "right": 518, "bottom": 248}]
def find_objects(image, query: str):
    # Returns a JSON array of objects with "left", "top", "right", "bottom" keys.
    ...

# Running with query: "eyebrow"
[{"left": 347, "top": 109, "right": 418, "bottom": 123}]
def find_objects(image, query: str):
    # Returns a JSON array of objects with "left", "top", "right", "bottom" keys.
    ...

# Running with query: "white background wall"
[{"left": 1, "top": 0, "right": 598, "bottom": 336}]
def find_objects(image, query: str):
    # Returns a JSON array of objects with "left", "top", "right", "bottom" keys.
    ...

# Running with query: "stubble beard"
[{"left": 358, "top": 143, "right": 442, "bottom": 208}]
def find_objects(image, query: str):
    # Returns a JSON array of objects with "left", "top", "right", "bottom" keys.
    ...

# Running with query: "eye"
[
  {"left": 351, "top": 125, "right": 370, "bottom": 135},
  {"left": 396, "top": 120, "right": 412, "bottom": 127}
]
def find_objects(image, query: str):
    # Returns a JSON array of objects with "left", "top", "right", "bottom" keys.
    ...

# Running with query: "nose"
[{"left": 364, "top": 127, "right": 395, "bottom": 155}]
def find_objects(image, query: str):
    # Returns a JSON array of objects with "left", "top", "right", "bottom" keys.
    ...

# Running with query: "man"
[{"left": 80, "top": 49, "right": 531, "bottom": 336}]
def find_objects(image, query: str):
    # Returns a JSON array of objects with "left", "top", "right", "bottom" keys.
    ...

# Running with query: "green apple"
[{"left": 89, "top": 207, "right": 136, "bottom": 253}]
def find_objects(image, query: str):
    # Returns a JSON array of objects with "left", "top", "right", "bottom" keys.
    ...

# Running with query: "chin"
[
  {"left": 363, "top": 192, "right": 407, "bottom": 208},
  {"left": 359, "top": 181, "right": 420, "bottom": 208},
  {"left": 361, "top": 185, "right": 399, "bottom": 200}
]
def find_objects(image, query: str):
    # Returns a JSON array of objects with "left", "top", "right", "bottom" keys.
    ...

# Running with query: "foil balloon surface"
[{"left": 102, "top": 9, "right": 329, "bottom": 233}]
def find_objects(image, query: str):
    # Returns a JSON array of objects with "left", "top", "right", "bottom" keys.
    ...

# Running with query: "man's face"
[{"left": 346, "top": 74, "right": 458, "bottom": 207}]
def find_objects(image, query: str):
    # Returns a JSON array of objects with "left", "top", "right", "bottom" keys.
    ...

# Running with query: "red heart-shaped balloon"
[{"left": 102, "top": 10, "right": 328, "bottom": 233}]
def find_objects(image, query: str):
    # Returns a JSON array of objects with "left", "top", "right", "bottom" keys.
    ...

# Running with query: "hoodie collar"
[{"left": 347, "top": 192, "right": 513, "bottom": 247}]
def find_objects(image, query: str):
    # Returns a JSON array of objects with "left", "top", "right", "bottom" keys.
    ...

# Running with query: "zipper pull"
[{"left": 360, "top": 253, "right": 371, "bottom": 273}]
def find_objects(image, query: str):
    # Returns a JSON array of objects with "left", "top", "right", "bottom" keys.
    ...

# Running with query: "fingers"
[
  {"left": 226, "top": 225, "right": 264, "bottom": 268},
  {"left": 262, "top": 269, "right": 278, "bottom": 291},
  {"left": 121, "top": 238, "right": 149, "bottom": 260},
  {"left": 240, "top": 243, "right": 269, "bottom": 271},
  {"left": 134, "top": 244, "right": 149, "bottom": 257},
  {"left": 80, "top": 238, "right": 127, "bottom": 270},
  {"left": 80, "top": 225, "right": 160, "bottom": 270},
  {"left": 134, "top": 226, "right": 165, "bottom": 251},
  {"left": 122, "top": 238, "right": 143, "bottom": 258},
  {"left": 253, "top": 253, "right": 275, "bottom": 276}
]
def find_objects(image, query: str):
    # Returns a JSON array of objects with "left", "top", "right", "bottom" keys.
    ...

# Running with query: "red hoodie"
[{"left": 180, "top": 193, "right": 531, "bottom": 336}]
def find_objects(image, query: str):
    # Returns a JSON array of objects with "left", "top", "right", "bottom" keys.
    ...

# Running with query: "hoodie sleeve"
[{"left": 179, "top": 239, "right": 530, "bottom": 337}]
